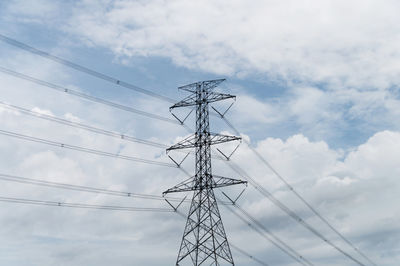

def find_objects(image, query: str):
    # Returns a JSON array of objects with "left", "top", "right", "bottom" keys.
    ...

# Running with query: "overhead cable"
[
  {"left": 0, "top": 33, "right": 372, "bottom": 265},
  {"left": 219, "top": 116, "right": 375, "bottom": 266},
  {"left": 222, "top": 159, "right": 366, "bottom": 266},
  {"left": 0, "top": 101, "right": 168, "bottom": 149},
  {"left": 0, "top": 173, "right": 190, "bottom": 203},
  {"left": 0, "top": 129, "right": 176, "bottom": 168},
  {"left": 0, "top": 101, "right": 224, "bottom": 161},
  {"left": 230, "top": 243, "right": 270, "bottom": 266},
  {"left": 0, "top": 34, "right": 176, "bottom": 103},
  {"left": 0, "top": 69, "right": 365, "bottom": 264},
  {"left": 0, "top": 172, "right": 234, "bottom": 207},
  {"left": 0, "top": 66, "right": 179, "bottom": 125},
  {"left": 223, "top": 203, "right": 312, "bottom": 266},
  {"left": 0, "top": 196, "right": 173, "bottom": 212}
]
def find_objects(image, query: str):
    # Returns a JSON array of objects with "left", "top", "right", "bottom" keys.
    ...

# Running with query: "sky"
[{"left": 0, "top": 0, "right": 399, "bottom": 265}]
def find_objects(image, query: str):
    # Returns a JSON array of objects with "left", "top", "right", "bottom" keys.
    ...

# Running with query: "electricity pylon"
[{"left": 164, "top": 79, "right": 247, "bottom": 265}]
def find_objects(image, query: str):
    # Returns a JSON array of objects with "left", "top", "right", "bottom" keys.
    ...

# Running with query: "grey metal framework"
[{"left": 164, "top": 79, "right": 246, "bottom": 265}]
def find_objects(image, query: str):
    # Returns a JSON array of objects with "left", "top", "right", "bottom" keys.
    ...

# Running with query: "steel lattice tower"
[{"left": 164, "top": 79, "right": 246, "bottom": 266}]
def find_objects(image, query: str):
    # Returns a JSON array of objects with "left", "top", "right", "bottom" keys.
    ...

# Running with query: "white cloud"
[
  {"left": 231, "top": 93, "right": 283, "bottom": 124},
  {"left": 343, "top": 130, "right": 400, "bottom": 180},
  {"left": 31, "top": 107, "right": 54, "bottom": 116},
  {"left": 0, "top": 71, "right": 398, "bottom": 264},
  {"left": 0, "top": 1, "right": 399, "bottom": 265},
  {"left": 66, "top": 0, "right": 400, "bottom": 90},
  {"left": 1, "top": 0, "right": 70, "bottom": 25},
  {"left": 4, "top": 0, "right": 400, "bottom": 143},
  {"left": 231, "top": 131, "right": 400, "bottom": 265}
]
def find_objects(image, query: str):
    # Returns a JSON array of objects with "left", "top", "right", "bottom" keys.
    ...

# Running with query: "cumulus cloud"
[
  {"left": 2, "top": 90, "right": 398, "bottom": 265},
  {"left": 0, "top": 61, "right": 188, "bottom": 266},
  {"left": 0, "top": 69, "right": 398, "bottom": 265},
  {"left": 57, "top": 0, "right": 400, "bottom": 144},
  {"left": 4, "top": 0, "right": 400, "bottom": 145},
  {"left": 0, "top": 1, "right": 399, "bottom": 265},
  {"left": 230, "top": 131, "right": 400, "bottom": 265},
  {"left": 65, "top": 0, "right": 400, "bottom": 90}
]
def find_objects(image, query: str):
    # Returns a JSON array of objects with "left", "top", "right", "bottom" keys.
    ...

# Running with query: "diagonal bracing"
[{"left": 164, "top": 80, "right": 246, "bottom": 265}]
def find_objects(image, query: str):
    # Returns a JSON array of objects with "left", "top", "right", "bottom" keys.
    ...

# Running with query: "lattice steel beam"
[{"left": 164, "top": 79, "right": 246, "bottom": 266}]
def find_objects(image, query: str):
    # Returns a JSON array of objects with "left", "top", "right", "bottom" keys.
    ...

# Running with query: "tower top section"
[
  {"left": 178, "top": 78, "right": 226, "bottom": 93},
  {"left": 170, "top": 79, "right": 236, "bottom": 109}
]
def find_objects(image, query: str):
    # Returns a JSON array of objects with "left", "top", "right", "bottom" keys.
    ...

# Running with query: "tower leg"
[{"left": 176, "top": 188, "right": 234, "bottom": 265}]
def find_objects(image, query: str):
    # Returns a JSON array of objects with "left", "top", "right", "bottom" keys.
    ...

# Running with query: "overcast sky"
[{"left": 0, "top": 0, "right": 399, "bottom": 265}]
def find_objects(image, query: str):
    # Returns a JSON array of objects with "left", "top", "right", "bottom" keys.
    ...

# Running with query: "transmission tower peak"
[{"left": 164, "top": 79, "right": 246, "bottom": 265}]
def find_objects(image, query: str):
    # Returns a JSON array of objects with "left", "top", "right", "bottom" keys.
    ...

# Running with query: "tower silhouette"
[{"left": 164, "top": 79, "right": 246, "bottom": 265}]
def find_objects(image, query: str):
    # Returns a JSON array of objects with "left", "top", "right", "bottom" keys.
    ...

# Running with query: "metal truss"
[
  {"left": 167, "top": 133, "right": 241, "bottom": 152},
  {"left": 164, "top": 79, "right": 246, "bottom": 266}
]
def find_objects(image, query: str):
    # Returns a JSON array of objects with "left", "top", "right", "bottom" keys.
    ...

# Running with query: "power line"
[
  {"left": 230, "top": 243, "right": 270, "bottom": 266},
  {"left": 0, "top": 68, "right": 367, "bottom": 264},
  {"left": 0, "top": 66, "right": 180, "bottom": 125},
  {"left": 0, "top": 172, "right": 234, "bottom": 207},
  {"left": 219, "top": 116, "right": 376, "bottom": 266},
  {"left": 0, "top": 33, "right": 373, "bottom": 265},
  {"left": 0, "top": 34, "right": 176, "bottom": 103},
  {"left": 0, "top": 173, "right": 270, "bottom": 265},
  {"left": 0, "top": 173, "right": 190, "bottom": 203},
  {"left": 222, "top": 159, "right": 366, "bottom": 266},
  {"left": 222, "top": 203, "right": 312, "bottom": 266},
  {"left": 2, "top": 56, "right": 368, "bottom": 263},
  {"left": 0, "top": 129, "right": 176, "bottom": 168},
  {"left": 223, "top": 203, "right": 308, "bottom": 266},
  {"left": 0, "top": 196, "right": 173, "bottom": 212},
  {"left": 0, "top": 101, "right": 225, "bottom": 162},
  {"left": 0, "top": 195, "right": 267, "bottom": 265},
  {"left": 0, "top": 35, "right": 194, "bottom": 132},
  {"left": 0, "top": 101, "right": 168, "bottom": 149}
]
